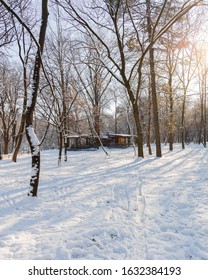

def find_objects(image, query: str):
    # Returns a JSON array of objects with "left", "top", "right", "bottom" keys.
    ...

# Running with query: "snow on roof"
[
  {"left": 108, "top": 133, "right": 133, "bottom": 138},
  {"left": 66, "top": 133, "right": 136, "bottom": 139},
  {"left": 67, "top": 134, "right": 98, "bottom": 138}
]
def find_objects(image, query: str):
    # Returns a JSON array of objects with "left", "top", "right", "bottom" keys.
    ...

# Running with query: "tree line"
[{"left": 0, "top": 0, "right": 208, "bottom": 196}]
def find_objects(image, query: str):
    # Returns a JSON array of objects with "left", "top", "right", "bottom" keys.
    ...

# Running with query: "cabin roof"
[
  {"left": 108, "top": 133, "right": 132, "bottom": 138},
  {"left": 66, "top": 133, "right": 135, "bottom": 139},
  {"left": 67, "top": 134, "right": 97, "bottom": 139}
]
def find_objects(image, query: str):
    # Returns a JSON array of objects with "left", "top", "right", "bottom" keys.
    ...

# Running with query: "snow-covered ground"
[{"left": 0, "top": 144, "right": 208, "bottom": 260}]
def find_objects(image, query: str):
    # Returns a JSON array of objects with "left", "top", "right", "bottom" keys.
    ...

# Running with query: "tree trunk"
[
  {"left": 168, "top": 76, "right": 174, "bottom": 151},
  {"left": 94, "top": 104, "right": 100, "bottom": 136},
  {"left": 149, "top": 51, "right": 162, "bottom": 156},
  {"left": 202, "top": 70, "right": 207, "bottom": 147},
  {"left": 120, "top": 71, "right": 144, "bottom": 157},
  {"left": 64, "top": 136, "right": 67, "bottom": 162},
  {"left": 58, "top": 130, "right": 63, "bottom": 165},
  {"left": 114, "top": 102, "right": 118, "bottom": 134},
  {"left": 203, "top": 85, "right": 207, "bottom": 148},
  {"left": 181, "top": 90, "right": 187, "bottom": 150},
  {"left": 124, "top": 82, "right": 143, "bottom": 157},
  {"left": 132, "top": 102, "right": 144, "bottom": 158},
  {"left": 12, "top": 65, "right": 27, "bottom": 162},
  {"left": 146, "top": 0, "right": 162, "bottom": 157},
  {"left": 0, "top": 143, "right": 2, "bottom": 160},
  {"left": 26, "top": 0, "right": 48, "bottom": 197},
  {"left": 199, "top": 92, "right": 204, "bottom": 145},
  {"left": 3, "top": 135, "right": 9, "bottom": 154},
  {"left": 146, "top": 88, "right": 152, "bottom": 155},
  {"left": 2, "top": 121, "right": 9, "bottom": 154},
  {"left": 11, "top": 120, "right": 16, "bottom": 151}
]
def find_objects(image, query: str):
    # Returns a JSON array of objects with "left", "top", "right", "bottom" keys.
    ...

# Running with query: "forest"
[
  {"left": 1, "top": 0, "right": 208, "bottom": 196},
  {"left": 1, "top": 0, "right": 208, "bottom": 262}
]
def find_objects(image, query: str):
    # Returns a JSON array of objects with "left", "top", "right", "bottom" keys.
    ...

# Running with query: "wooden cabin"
[
  {"left": 67, "top": 134, "right": 99, "bottom": 150},
  {"left": 101, "top": 133, "right": 133, "bottom": 148},
  {"left": 67, "top": 133, "right": 134, "bottom": 150}
]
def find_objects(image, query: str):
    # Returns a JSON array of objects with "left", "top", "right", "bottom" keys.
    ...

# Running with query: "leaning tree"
[{"left": 0, "top": 0, "right": 49, "bottom": 196}]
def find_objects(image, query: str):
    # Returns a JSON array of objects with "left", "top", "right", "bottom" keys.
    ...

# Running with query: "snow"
[
  {"left": 26, "top": 125, "right": 40, "bottom": 156},
  {"left": 27, "top": 85, "right": 34, "bottom": 108},
  {"left": 0, "top": 144, "right": 208, "bottom": 260}
]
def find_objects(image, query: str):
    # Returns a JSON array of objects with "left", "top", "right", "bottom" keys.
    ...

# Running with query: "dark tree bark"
[
  {"left": 12, "top": 16, "right": 32, "bottom": 162},
  {"left": 94, "top": 104, "right": 100, "bottom": 137},
  {"left": 149, "top": 48, "right": 162, "bottom": 157},
  {"left": 0, "top": 0, "right": 49, "bottom": 195},
  {"left": 0, "top": 143, "right": 2, "bottom": 160},
  {"left": 0, "top": 65, "right": 19, "bottom": 156},
  {"left": 164, "top": 40, "right": 178, "bottom": 152},
  {"left": 133, "top": 102, "right": 144, "bottom": 157},
  {"left": 3, "top": 135, "right": 9, "bottom": 154},
  {"left": 25, "top": 0, "right": 49, "bottom": 196},
  {"left": 58, "top": 130, "right": 63, "bottom": 165},
  {"left": 124, "top": 78, "right": 144, "bottom": 158},
  {"left": 203, "top": 74, "right": 207, "bottom": 147},
  {"left": 198, "top": 71, "right": 207, "bottom": 147},
  {"left": 181, "top": 92, "right": 186, "bottom": 149},
  {"left": 146, "top": 0, "right": 162, "bottom": 157},
  {"left": 168, "top": 75, "right": 174, "bottom": 151},
  {"left": 12, "top": 65, "right": 27, "bottom": 162},
  {"left": 146, "top": 87, "right": 152, "bottom": 155}
]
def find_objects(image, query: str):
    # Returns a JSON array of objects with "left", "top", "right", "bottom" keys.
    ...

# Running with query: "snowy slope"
[{"left": 0, "top": 144, "right": 208, "bottom": 260}]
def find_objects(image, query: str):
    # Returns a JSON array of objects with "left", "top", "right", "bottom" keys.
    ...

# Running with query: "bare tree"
[
  {"left": 0, "top": 2, "right": 15, "bottom": 47},
  {"left": 158, "top": 31, "right": 181, "bottom": 151},
  {"left": 71, "top": 36, "right": 112, "bottom": 137},
  {"left": 23, "top": 0, "right": 48, "bottom": 196},
  {"left": 11, "top": 1, "right": 34, "bottom": 162},
  {"left": 55, "top": 0, "right": 203, "bottom": 157},
  {"left": 176, "top": 42, "right": 197, "bottom": 149},
  {"left": 41, "top": 11, "right": 79, "bottom": 164},
  {"left": 0, "top": 64, "right": 20, "bottom": 155},
  {"left": 0, "top": 0, "right": 49, "bottom": 196},
  {"left": 195, "top": 47, "right": 207, "bottom": 146},
  {"left": 145, "top": 0, "right": 162, "bottom": 157}
]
